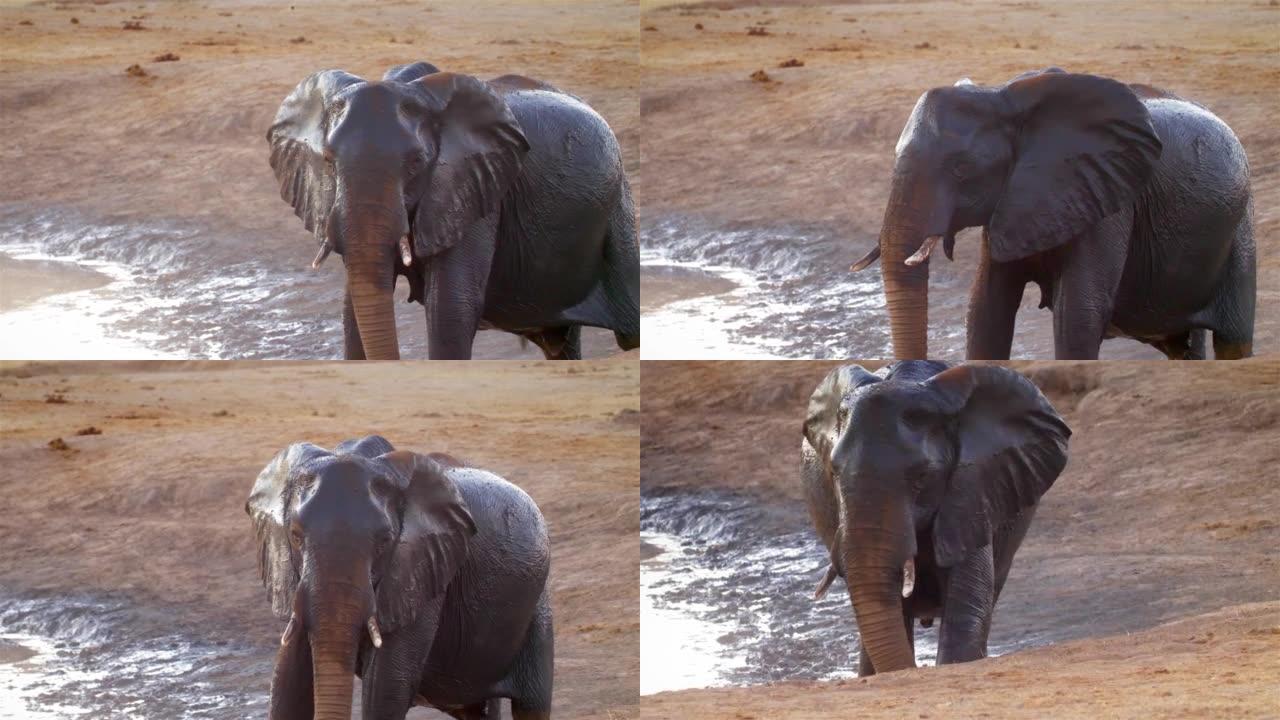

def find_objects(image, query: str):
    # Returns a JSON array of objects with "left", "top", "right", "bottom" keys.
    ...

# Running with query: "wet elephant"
[
  {"left": 246, "top": 435, "right": 553, "bottom": 719},
  {"left": 853, "top": 68, "right": 1254, "bottom": 360},
  {"left": 802, "top": 361, "right": 1070, "bottom": 674},
  {"left": 268, "top": 61, "right": 639, "bottom": 360}
]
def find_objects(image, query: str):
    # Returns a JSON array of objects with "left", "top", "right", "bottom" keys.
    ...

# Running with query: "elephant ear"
[
  {"left": 988, "top": 72, "right": 1162, "bottom": 262},
  {"left": 924, "top": 365, "right": 1071, "bottom": 567},
  {"left": 267, "top": 70, "right": 366, "bottom": 255},
  {"left": 383, "top": 61, "right": 440, "bottom": 83},
  {"left": 245, "top": 442, "right": 332, "bottom": 619},
  {"left": 408, "top": 72, "right": 530, "bottom": 258},
  {"left": 375, "top": 451, "right": 477, "bottom": 630},
  {"left": 803, "top": 364, "right": 881, "bottom": 461}
]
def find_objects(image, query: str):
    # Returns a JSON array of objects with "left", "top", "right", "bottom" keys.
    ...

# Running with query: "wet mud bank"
[{"left": 641, "top": 214, "right": 1163, "bottom": 360}]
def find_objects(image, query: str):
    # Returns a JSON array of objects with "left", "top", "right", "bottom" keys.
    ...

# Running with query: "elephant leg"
[
  {"left": 361, "top": 595, "right": 445, "bottom": 720},
  {"left": 270, "top": 629, "right": 314, "bottom": 720},
  {"left": 550, "top": 325, "right": 582, "bottom": 360},
  {"left": 508, "top": 588, "right": 554, "bottom": 717},
  {"left": 1151, "top": 330, "right": 1207, "bottom": 360},
  {"left": 523, "top": 326, "right": 582, "bottom": 360},
  {"left": 857, "top": 645, "right": 875, "bottom": 677},
  {"left": 937, "top": 543, "right": 994, "bottom": 665},
  {"left": 1213, "top": 337, "right": 1252, "bottom": 360},
  {"left": 424, "top": 216, "right": 498, "bottom": 360},
  {"left": 966, "top": 239, "right": 1025, "bottom": 360},
  {"left": 1050, "top": 209, "right": 1131, "bottom": 360},
  {"left": 446, "top": 700, "right": 502, "bottom": 719},
  {"left": 342, "top": 288, "right": 367, "bottom": 360},
  {"left": 1210, "top": 216, "right": 1255, "bottom": 360}
]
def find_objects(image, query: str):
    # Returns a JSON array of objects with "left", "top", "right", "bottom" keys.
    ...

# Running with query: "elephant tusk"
[
  {"left": 904, "top": 236, "right": 942, "bottom": 267},
  {"left": 902, "top": 557, "right": 916, "bottom": 598},
  {"left": 280, "top": 613, "right": 300, "bottom": 646},
  {"left": 311, "top": 243, "right": 332, "bottom": 270},
  {"left": 849, "top": 246, "right": 881, "bottom": 272},
  {"left": 814, "top": 564, "right": 840, "bottom": 599},
  {"left": 367, "top": 616, "right": 383, "bottom": 648},
  {"left": 398, "top": 236, "right": 413, "bottom": 267}
]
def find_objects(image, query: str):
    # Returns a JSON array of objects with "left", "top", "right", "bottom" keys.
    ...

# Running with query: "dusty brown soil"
[
  {"left": 638, "top": 0, "right": 1280, "bottom": 354},
  {"left": 640, "top": 359, "right": 1280, "bottom": 718},
  {"left": 0, "top": 0, "right": 638, "bottom": 359},
  {"left": 0, "top": 360, "right": 640, "bottom": 718}
]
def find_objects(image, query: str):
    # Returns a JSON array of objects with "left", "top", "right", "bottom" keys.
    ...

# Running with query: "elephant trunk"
[
  {"left": 846, "top": 501, "right": 916, "bottom": 674},
  {"left": 878, "top": 172, "right": 933, "bottom": 360},
  {"left": 340, "top": 202, "right": 407, "bottom": 361},
  {"left": 307, "top": 588, "right": 373, "bottom": 720}
]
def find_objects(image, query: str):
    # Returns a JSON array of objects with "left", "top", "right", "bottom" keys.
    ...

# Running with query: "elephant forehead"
[{"left": 895, "top": 86, "right": 998, "bottom": 156}]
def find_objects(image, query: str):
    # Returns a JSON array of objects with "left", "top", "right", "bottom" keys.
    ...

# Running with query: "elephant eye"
[
  {"left": 950, "top": 158, "right": 976, "bottom": 179},
  {"left": 404, "top": 152, "right": 427, "bottom": 176},
  {"left": 289, "top": 525, "right": 304, "bottom": 549}
]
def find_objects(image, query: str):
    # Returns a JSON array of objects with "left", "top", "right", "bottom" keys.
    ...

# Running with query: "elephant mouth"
[{"left": 849, "top": 232, "right": 958, "bottom": 273}]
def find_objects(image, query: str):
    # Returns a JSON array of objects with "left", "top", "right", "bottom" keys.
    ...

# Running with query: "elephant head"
[
  {"left": 852, "top": 69, "right": 1162, "bottom": 358},
  {"left": 268, "top": 62, "right": 530, "bottom": 359},
  {"left": 804, "top": 362, "right": 1070, "bottom": 673},
  {"left": 246, "top": 435, "right": 475, "bottom": 719}
]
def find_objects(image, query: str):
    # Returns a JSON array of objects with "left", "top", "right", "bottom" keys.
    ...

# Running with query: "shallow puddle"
[
  {"left": 639, "top": 487, "right": 1086, "bottom": 694},
  {"left": 0, "top": 204, "right": 597, "bottom": 360},
  {"left": 641, "top": 214, "right": 1161, "bottom": 360},
  {"left": 0, "top": 592, "right": 269, "bottom": 718}
]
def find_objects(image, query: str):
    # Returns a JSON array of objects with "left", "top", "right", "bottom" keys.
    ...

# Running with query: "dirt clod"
[
  {"left": 47, "top": 437, "right": 69, "bottom": 451},
  {"left": 44, "top": 393, "right": 67, "bottom": 404},
  {"left": 913, "top": 40, "right": 934, "bottom": 49},
  {"left": 75, "top": 426, "right": 103, "bottom": 436},
  {"left": 121, "top": 20, "right": 145, "bottom": 30},
  {"left": 749, "top": 69, "right": 772, "bottom": 82},
  {"left": 288, "top": 35, "right": 308, "bottom": 44},
  {"left": 695, "top": 23, "right": 704, "bottom": 30},
  {"left": 747, "top": 26, "right": 770, "bottom": 36},
  {"left": 153, "top": 52, "right": 180, "bottom": 62},
  {"left": 125, "top": 64, "right": 148, "bottom": 78},
  {"left": 778, "top": 58, "right": 804, "bottom": 68}
]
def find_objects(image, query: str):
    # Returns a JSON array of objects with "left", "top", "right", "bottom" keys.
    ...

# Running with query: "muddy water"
[
  {"left": 0, "top": 592, "right": 269, "bottom": 718},
  {"left": 0, "top": 204, "right": 616, "bottom": 360},
  {"left": 641, "top": 214, "right": 1162, "bottom": 360},
  {"left": 640, "top": 487, "right": 1060, "bottom": 695}
]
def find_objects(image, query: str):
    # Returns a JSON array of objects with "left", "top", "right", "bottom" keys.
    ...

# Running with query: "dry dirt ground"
[
  {"left": 640, "top": 360, "right": 1280, "bottom": 718},
  {"left": 0, "top": 0, "right": 638, "bottom": 359},
  {"left": 0, "top": 360, "right": 640, "bottom": 718},
  {"left": 638, "top": 0, "right": 1280, "bottom": 354}
]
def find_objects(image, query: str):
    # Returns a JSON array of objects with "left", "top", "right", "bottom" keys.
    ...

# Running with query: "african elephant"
[
  {"left": 268, "top": 61, "right": 639, "bottom": 360},
  {"left": 246, "top": 435, "right": 553, "bottom": 719},
  {"left": 802, "top": 361, "right": 1070, "bottom": 674},
  {"left": 852, "top": 68, "right": 1254, "bottom": 360}
]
